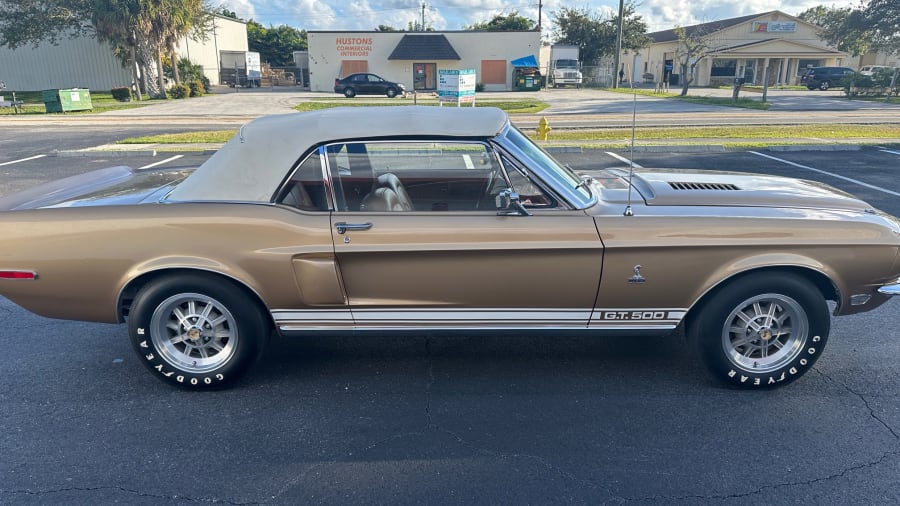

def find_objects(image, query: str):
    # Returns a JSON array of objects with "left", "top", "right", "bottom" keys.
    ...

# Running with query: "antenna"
[{"left": 623, "top": 63, "right": 636, "bottom": 217}]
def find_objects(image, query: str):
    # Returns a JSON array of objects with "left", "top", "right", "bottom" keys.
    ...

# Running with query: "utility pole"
[
  {"left": 538, "top": 0, "right": 542, "bottom": 31},
  {"left": 612, "top": 0, "right": 624, "bottom": 88},
  {"left": 421, "top": 2, "right": 425, "bottom": 31}
]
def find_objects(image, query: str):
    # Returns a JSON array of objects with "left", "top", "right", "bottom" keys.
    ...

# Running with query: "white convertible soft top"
[{"left": 166, "top": 106, "right": 510, "bottom": 203}]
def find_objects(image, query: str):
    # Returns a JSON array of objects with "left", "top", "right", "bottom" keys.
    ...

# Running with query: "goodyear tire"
[
  {"left": 691, "top": 273, "right": 829, "bottom": 389},
  {"left": 344, "top": 88, "right": 356, "bottom": 98},
  {"left": 128, "top": 274, "right": 268, "bottom": 389}
]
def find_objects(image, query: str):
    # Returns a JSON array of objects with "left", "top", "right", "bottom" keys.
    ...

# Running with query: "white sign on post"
[{"left": 438, "top": 69, "right": 476, "bottom": 107}]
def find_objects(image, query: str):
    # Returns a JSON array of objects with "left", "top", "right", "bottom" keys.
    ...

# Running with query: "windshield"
[
  {"left": 556, "top": 59, "right": 578, "bottom": 69},
  {"left": 500, "top": 125, "right": 594, "bottom": 208}
]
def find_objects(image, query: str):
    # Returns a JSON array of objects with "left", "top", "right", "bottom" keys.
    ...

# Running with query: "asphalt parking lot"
[{"left": 2, "top": 134, "right": 900, "bottom": 503}]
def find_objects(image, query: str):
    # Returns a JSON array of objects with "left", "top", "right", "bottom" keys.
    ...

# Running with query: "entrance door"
[{"left": 413, "top": 63, "right": 436, "bottom": 90}]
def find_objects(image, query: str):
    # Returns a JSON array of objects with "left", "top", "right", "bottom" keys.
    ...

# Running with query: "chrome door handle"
[{"left": 335, "top": 222, "right": 373, "bottom": 234}]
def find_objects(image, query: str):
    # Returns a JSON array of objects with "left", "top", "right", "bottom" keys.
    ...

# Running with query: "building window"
[
  {"left": 340, "top": 60, "right": 368, "bottom": 77},
  {"left": 481, "top": 60, "right": 507, "bottom": 85},
  {"left": 413, "top": 63, "right": 436, "bottom": 90},
  {"left": 710, "top": 59, "right": 737, "bottom": 77}
]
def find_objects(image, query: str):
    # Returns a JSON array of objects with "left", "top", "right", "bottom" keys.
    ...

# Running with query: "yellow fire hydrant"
[{"left": 536, "top": 117, "right": 551, "bottom": 141}]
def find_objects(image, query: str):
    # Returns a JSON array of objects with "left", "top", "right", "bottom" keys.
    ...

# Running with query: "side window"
[
  {"left": 275, "top": 152, "right": 329, "bottom": 211},
  {"left": 501, "top": 157, "right": 554, "bottom": 207},
  {"left": 332, "top": 141, "right": 501, "bottom": 212}
]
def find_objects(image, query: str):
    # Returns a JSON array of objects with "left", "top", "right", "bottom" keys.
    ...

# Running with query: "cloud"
[{"left": 225, "top": 0, "right": 861, "bottom": 34}]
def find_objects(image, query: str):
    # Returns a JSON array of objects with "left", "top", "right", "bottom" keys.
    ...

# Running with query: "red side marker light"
[{"left": 0, "top": 271, "right": 37, "bottom": 280}]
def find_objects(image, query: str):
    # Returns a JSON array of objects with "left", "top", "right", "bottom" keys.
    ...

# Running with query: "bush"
[
  {"left": 111, "top": 86, "right": 131, "bottom": 102},
  {"left": 170, "top": 83, "right": 190, "bottom": 99},
  {"left": 475, "top": 82, "right": 485, "bottom": 92},
  {"left": 188, "top": 80, "right": 204, "bottom": 97}
]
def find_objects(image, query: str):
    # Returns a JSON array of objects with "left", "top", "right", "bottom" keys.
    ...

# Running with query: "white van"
[{"left": 859, "top": 65, "right": 895, "bottom": 76}]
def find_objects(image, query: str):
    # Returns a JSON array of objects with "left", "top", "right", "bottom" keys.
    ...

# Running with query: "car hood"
[
  {"left": 595, "top": 168, "right": 875, "bottom": 213},
  {"left": 0, "top": 166, "right": 193, "bottom": 211}
]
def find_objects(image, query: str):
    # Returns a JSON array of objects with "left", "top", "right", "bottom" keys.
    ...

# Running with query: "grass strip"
[
  {"left": 118, "top": 124, "right": 900, "bottom": 146},
  {"left": 602, "top": 87, "right": 770, "bottom": 109},
  {"left": 545, "top": 124, "right": 900, "bottom": 141},
  {"left": 1, "top": 90, "right": 149, "bottom": 115}
]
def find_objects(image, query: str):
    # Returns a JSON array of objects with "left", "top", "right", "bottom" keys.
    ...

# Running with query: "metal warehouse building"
[
  {"left": 306, "top": 30, "right": 542, "bottom": 93},
  {"left": 0, "top": 15, "right": 248, "bottom": 91}
]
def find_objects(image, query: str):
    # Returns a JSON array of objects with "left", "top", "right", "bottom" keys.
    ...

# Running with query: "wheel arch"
[
  {"left": 684, "top": 265, "right": 839, "bottom": 332},
  {"left": 117, "top": 267, "right": 273, "bottom": 329}
]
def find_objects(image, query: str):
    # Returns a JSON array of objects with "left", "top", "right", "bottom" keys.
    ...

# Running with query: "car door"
[{"left": 326, "top": 139, "right": 604, "bottom": 329}]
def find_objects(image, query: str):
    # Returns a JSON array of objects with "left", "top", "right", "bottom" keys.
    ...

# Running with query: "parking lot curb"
[
  {"left": 768, "top": 144, "right": 862, "bottom": 152},
  {"left": 631, "top": 144, "right": 727, "bottom": 153}
]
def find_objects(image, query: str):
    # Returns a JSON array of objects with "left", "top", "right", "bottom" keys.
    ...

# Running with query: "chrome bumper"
[{"left": 878, "top": 280, "right": 900, "bottom": 296}]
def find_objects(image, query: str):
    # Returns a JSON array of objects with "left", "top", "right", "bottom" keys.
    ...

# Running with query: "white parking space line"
[
  {"left": 749, "top": 151, "right": 900, "bottom": 198},
  {"left": 878, "top": 148, "right": 900, "bottom": 156},
  {"left": 605, "top": 152, "right": 643, "bottom": 168},
  {"left": 138, "top": 154, "right": 184, "bottom": 170},
  {"left": 0, "top": 154, "right": 46, "bottom": 167}
]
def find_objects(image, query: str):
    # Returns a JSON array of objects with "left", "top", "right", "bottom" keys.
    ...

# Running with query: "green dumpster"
[{"left": 43, "top": 88, "right": 93, "bottom": 112}]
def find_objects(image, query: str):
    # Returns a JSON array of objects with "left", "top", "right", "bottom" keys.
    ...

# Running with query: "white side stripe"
[{"left": 605, "top": 152, "right": 643, "bottom": 168}]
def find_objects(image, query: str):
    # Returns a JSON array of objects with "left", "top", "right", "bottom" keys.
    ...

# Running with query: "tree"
[
  {"left": 375, "top": 24, "right": 399, "bottom": 32},
  {"left": 552, "top": 4, "right": 650, "bottom": 65},
  {"left": 0, "top": 0, "right": 210, "bottom": 98},
  {"left": 247, "top": 20, "right": 307, "bottom": 67},
  {"left": 672, "top": 25, "right": 718, "bottom": 96},
  {"left": 798, "top": 6, "right": 871, "bottom": 56},
  {"left": 467, "top": 12, "right": 535, "bottom": 31},
  {"left": 861, "top": 0, "right": 899, "bottom": 54}
]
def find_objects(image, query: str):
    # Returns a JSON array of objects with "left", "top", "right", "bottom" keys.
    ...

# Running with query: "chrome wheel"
[
  {"left": 150, "top": 293, "right": 238, "bottom": 374},
  {"left": 721, "top": 293, "right": 807, "bottom": 374}
]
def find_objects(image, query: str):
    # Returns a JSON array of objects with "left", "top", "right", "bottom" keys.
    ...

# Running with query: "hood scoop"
[{"left": 669, "top": 182, "right": 740, "bottom": 191}]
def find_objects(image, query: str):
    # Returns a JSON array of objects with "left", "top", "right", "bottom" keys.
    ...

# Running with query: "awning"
[
  {"left": 511, "top": 55, "right": 539, "bottom": 68},
  {"left": 388, "top": 34, "right": 461, "bottom": 60}
]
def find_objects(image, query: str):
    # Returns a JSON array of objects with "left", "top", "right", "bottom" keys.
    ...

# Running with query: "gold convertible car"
[{"left": 1, "top": 107, "right": 898, "bottom": 389}]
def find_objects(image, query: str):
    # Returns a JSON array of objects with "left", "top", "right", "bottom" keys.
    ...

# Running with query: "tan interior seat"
[
  {"left": 373, "top": 173, "right": 414, "bottom": 211},
  {"left": 360, "top": 187, "right": 405, "bottom": 212}
]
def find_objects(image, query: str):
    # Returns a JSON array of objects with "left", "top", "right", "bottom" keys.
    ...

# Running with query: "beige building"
[
  {"left": 0, "top": 15, "right": 247, "bottom": 91},
  {"left": 623, "top": 11, "right": 849, "bottom": 87},
  {"left": 307, "top": 31, "right": 542, "bottom": 92}
]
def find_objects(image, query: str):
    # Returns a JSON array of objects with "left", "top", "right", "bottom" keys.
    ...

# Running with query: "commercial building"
[
  {"left": 0, "top": 15, "right": 248, "bottom": 91},
  {"left": 622, "top": 11, "right": 849, "bottom": 87},
  {"left": 306, "top": 30, "right": 542, "bottom": 92}
]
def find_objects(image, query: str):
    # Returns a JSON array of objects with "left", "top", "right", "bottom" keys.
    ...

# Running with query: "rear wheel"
[
  {"left": 819, "top": 81, "right": 831, "bottom": 90},
  {"left": 344, "top": 88, "right": 356, "bottom": 98},
  {"left": 128, "top": 274, "right": 269, "bottom": 389},
  {"left": 690, "top": 273, "right": 829, "bottom": 389}
]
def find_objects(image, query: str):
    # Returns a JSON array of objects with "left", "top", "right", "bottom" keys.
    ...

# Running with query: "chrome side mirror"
[{"left": 495, "top": 189, "right": 532, "bottom": 216}]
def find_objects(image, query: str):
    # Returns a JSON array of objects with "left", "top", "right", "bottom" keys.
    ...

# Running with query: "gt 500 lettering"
[{"left": 602, "top": 311, "right": 668, "bottom": 321}]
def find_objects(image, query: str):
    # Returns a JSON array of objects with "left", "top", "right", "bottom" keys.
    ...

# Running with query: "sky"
[{"left": 221, "top": 0, "right": 859, "bottom": 35}]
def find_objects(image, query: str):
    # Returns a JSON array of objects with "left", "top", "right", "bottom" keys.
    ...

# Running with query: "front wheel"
[
  {"left": 690, "top": 273, "right": 830, "bottom": 389},
  {"left": 386, "top": 87, "right": 397, "bottom": 98},
  {"left": 128, "top": 274, "right": 269, "bottom": 389}
]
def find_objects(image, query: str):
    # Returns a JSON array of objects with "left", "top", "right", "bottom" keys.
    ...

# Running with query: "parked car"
[
  {"left": 333, "top": 73, "right": 407, "bottom": 98},
  {"left": 1, "top": 107, "right": 898, "bottom": 390},
  {"left": 801, "top": 66, "right": 854, "bottom": 90}
]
